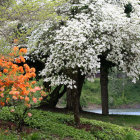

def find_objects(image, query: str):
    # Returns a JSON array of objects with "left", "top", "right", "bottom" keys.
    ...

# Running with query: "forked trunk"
[{"left": 39, "top": 85, "right": 66, "bottom": 109}]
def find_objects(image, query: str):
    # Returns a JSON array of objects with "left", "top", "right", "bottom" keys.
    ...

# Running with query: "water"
[{"left": 86, "top": 108, "right": 140, "bottom": 115}]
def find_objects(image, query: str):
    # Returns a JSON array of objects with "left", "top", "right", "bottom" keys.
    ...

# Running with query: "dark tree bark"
[
  {"left": 72, "top": 87, "right": 80, "bottom": 125},
  {"left": 67, "top": 69, "right": 85, "bottom": 125},
  {"left": 66, "top": 72, "right": 84, "bottom": 111},
  {"left": 66, "top": 88, "right": 83, "bottom": 111},
  {"left": 66, "top": 88, "right": 73, "bottom": 110},
  {"left": 39, "top": 85, "right": 67, "bottom": 109},
  {"left": 100, "top": 57, "right": 109, "bottom": 115},
  {"left": 100, "top": 55, "right": 115, "bottom": 115}
]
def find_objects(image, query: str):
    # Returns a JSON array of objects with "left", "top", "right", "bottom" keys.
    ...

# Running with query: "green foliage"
[
  {"left": 81, "top": 79, "right": 101, "bottom": 106},
  {"left": 0, "top": 39, "right": 12, "bottom": 56},
  {"left": 0, "top": 0, "right": 65, "bottom": 22},
  {"left": 0, "top": 0, "right": 67, "bottom": 46},
  {"left": 108, "top": 71, "right": 140, "bottom": 107},
  {"left": 0, "top": 107, "right": 14, "bottom": 121},
  {"left": 125, "top": 133, "right": 136, "bottom": 140},
  {"left": 0, "top": 0, "right": 11, "bottom": 6},
  {"left": 0, "top": 109, "right": 140, "bottom": 140},
  {"left": 26, "top": 133, "right": 42, "bottom": 140},
  {"left": 81, "top": 112, "right": 140, "bottom": 129},
  {"left": 0, "top": 130, "right": 17, "bottom": 140}
]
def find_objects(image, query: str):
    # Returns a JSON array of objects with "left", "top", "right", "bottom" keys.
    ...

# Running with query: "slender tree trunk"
[{"left": 100, "top": 58, "right": 109, "bottom": 115}]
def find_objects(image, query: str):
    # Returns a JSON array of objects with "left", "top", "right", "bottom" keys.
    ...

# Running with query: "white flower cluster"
[
  {"left": 40, "top": 13, "right": 100, "bottom": 88},
  {"left": 28, "top": 0, "right": 140, "bottom": 87},
  {"left": 27, "top": 21, "right": 57, "bottom": 62}
]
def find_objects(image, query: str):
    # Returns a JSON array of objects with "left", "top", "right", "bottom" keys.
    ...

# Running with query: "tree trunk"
[
  {"left": 66, "top": 88, "right": 73, "bottom": 110},
  {"left": 39, "top": 85, "right": 66, "bottom": 109},
  {"left": 66, "top": 71, "right": 84, "bottom": 111},
  {"left": 67, "top": 69, "right": 85, "bottom": 125},
  {"left": 66, "top": 87, "right": 82, "bottom": 111},
  {"left": 72, "top": 87, "right": 80, "bottom": 125},
  {"left": 100, "top": 58, "right": 109, "bottom": 115}
]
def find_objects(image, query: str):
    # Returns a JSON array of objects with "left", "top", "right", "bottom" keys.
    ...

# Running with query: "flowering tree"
[
  {"left": 98, "top": 0, "right": 140, "bottom": 115},
  {"left": 0, "top": 0, "right": 67, "bottom": 110},
  {"left": 29, "top": 3, "right": 100, "bottom": 124},
  {"left": 27, "top": 0, "right": 140, "bottom": 123},
  {"left": 27, "top": 21, "right": 69, "bottom": 109},
  {"left": 0, "top": 46, "right": 46, "bottom": 131}
]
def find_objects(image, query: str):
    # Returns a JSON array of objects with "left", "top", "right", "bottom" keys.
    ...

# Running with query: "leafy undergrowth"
[{"left": 0, "top": 108, "right": 140, "bottom": 140}]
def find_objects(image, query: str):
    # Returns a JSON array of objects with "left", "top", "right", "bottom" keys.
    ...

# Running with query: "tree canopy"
[{"left": 28, "top": 0, "right": 140, "bottom": 87}]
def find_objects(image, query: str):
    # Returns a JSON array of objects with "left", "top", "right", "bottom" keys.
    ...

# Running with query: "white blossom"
[{"left": 27, "top": 0, "right": 140, "bottom": 87}]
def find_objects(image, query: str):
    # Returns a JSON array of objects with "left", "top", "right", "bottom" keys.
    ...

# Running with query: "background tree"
[
  {"left": 0, "top": 0, "right": 66, "bottom": 48},
  {"left": 99, "top": 0, "right": 140, "bottom": 115}
]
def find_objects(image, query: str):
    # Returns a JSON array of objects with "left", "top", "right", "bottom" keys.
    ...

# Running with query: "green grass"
[
  {"left": 0, "top": 107, "right": 140, "bottom": 140},
  {"left": 108, "top": 78, "right": 140, "bottom": 107},
  {"left": 58, "top": 79, "right": 101, "bottom": 107},
  {"left": 81, "top": 79, "right": 101, "bottom": 106},
  {"left": 81, "top": 78, "right": 140, "bottom": 107},
  {"left": 81, "top": 112, "right": 140, "bottom": 129},
  {"left": 58, "top": 78, "right": 140, "bottom": 108}
]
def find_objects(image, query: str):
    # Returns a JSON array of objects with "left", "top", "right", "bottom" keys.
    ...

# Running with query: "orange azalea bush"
[
  {"left": 0, "top": 46, "right": 46, "bottom": 107},
  {"left": 0, "top": 45, "right": 47, "bottom": 131}
]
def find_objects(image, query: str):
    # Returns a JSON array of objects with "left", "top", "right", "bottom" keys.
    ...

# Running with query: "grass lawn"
[
  {"left": 58, "top": 78, "right": 140, "bottom": 108},
  {"left": 0, "top": 107, "right": 140, "bottom": 140}
]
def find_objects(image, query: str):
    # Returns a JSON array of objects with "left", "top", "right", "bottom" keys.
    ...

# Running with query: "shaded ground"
[
  {"left": 67, "top": 121, "right": 93, "bottom": 132},
  {"left": 40, "top": 107, "right": 140, "bottom": 131},
  {"left": 0, "top": 120, "right": 38, "bottom": 134}
]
